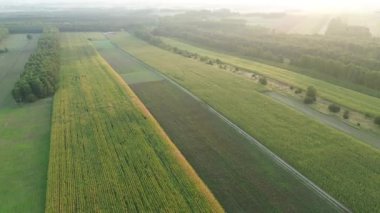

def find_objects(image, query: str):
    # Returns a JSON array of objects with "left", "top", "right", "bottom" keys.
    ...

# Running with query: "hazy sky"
[{"left": 2, "top": 0, "right": 380, "bottom": 12}]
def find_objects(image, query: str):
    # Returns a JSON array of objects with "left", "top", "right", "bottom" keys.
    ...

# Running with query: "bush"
[
  {"left": 259, "top": 77, "right": 267, "bottom": 85},
  {"left": 375, "top": 117, "right": 380, "bottom": 126},
  {"left": 365, "top": 113, "right": 373, "bottom": 118},
  {"left": 200, "top": 56, "right": 209, "bottom": 62},
  {"left": 0, "top": 48, "right": 8, "bottom": 54},
  {"left": 304, "top": 86, "right": 317, "bottom": 104},
  {"left": 25, "top": 94, "right": 37, "bottom": 102},
  {"left": 295, "top": 88, "right": 303, "bottom": 94},
  {"left": 343, "top": 110, "right": 350, "bottom": 119},
  {"left": 304, "top": 96, "right": 316, "bottom": 104},
  {"left": 328, "top": 104, "right": 341, "bottom": 113},
  {"left": 306, "top": 86, "right": 317, "bottom": 98}
]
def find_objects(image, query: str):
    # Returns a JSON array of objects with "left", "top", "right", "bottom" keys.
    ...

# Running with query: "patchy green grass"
[
  {"left": 45, "top": 33, "right": 222, "bottom": 212},
  {"left": 110, "top": 33, "right": 380, "bottom": 212},
  {"left": 161, "top": 37, "right": 380, "bottom": 117},
  {"left": 0, "top": 99, "right": 51, "bottom": 213},
  {"left": 0, "top": 34, "right": 51, "bottom": 213}
]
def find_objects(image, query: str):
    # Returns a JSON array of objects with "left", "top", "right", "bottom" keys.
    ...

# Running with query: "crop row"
[
  {"left": 111, "top": 33, "right": 380, "bottom": 212},
  {"left": 45, "top": 33, "right": 222, "bottom": 212}
]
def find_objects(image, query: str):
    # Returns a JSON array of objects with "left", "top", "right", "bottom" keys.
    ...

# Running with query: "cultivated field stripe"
[
  {"left": 111, "top": 34, "right": 380, "bottom": 212},
  {"left": 108, "top": 45, "right": 350, "bottom": 212},
  {"left": 92, "top": 40, "right": 164, "bottom": 84},
  {"left": 45, "top": 33, "right": 223, "bottom": 212},
  {"left": 95, "top": 45, "right": 224, "bottom": 212},
  {"left": 96, "top": 38, "right": 348, "bottom": 211}
]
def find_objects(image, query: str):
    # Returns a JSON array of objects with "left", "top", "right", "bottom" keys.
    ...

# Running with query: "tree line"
[
  {"left": 153, "top": 16, "right": 380, "bottom": 93},
  {"left": 134, "top": 30, "right": 249, "bottom": 73},
  {"left": 135, "top": 29, "right": 380, "bottom": 127},
  {"left": 1, "top": 9, "right": 156, "bottom": 34},
  {"left": 12, "top": 29, "right": 60, "bottom": 103},
  {"left": 325, "top": 18, "right": 372, "bottom": 38}
]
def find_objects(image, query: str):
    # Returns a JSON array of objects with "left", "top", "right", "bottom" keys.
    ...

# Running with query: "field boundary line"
[
  {"left": 109, "top": 39, "right": 351, "bottom": 213},
  {"left": 93, "top": 43, "right": 225, "bottom": 212}
]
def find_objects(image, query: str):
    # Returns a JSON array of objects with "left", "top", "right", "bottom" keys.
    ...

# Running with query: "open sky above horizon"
[{"left": 1, "top": 0, "right": 380, "bottom": 12}]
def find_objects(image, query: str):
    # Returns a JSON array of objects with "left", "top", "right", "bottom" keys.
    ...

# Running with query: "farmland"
[
  {"left": 161, "top": 37, "right": 380, "bottom": 117},
  {"left": 0, "top": 6, "right": 379, "bottom": 213},
  {"left": 94, "top": 39, "right": 341, "bottom": 212},
  {"left": 265, "top": 91, "right": 380, "bottom": 149},
  {"left": 0, "top": 99, "right": 51, "bottom": 212},
  {"left": 45, "top": 33, "right": 221, "bottom": 212},
  {"left": 110, "top": 33, "right": 380, "bottom": 212},
  {"left": 0, "top": 34, "right": 52, "bottom": 213},
  {"left": 0, "top": 34, "right": 40, "bottom": 107}
]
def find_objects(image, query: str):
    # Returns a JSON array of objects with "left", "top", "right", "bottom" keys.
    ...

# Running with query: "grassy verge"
[
  {"left": 111, "top": 33, "right": 380, "bottom": 212},
  {"left": 0, "top": 99, "right": 52, "bottom": 213},
  {"left": 0, "top": 34, "right": 51, "bottom": 213},
  {"left": 161, "top": 37, "right": 380, "bottom": 117},
  {"left": 45, "top": 33, "right": 222, "bottom": 212}
]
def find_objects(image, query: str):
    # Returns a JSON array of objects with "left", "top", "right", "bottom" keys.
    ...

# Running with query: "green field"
[
  {"left": 161, "top": 37, "right": 380, "bottom": 117},
  {"left": 110, "top": 33, "right": 380, "bottom": 212},
  {"left": 0, "top": 99, "right": 51, "bottom": 212},
  {"left": 93, "top": 40, "right": 163, "bottom": 84},
  {"left": 0, "top": 34, "right": 40, "bottom": 107},
  {"left": 45, "top": 33, "right": 222, "bottom": 212},
  {"left": 94, "top": 39, "right": 341, "bottom": 212},
  {"left": 0, "top": 34, "right": 52, "bottom": 213}
]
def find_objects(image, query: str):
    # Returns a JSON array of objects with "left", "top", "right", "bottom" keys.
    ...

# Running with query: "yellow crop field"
[{"left": 45, "top": 33, "right": 222, "bottom": 212}]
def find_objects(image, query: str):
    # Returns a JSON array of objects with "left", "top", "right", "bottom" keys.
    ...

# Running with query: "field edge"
[{"left": 93, "top": 42, "right": 224, "bottom": 212}]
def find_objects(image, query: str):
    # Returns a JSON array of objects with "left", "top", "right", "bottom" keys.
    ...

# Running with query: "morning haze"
[{"left": 0, "top": 0, "right": 379, "bottom": 212}]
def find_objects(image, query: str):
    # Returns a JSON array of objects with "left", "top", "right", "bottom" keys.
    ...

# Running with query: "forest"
[
  {"left": 0, "top": 9, "right": 156, "bottom": 33},
  {"left": 325, "top": 18, "right": 372, "bottom": 38},
  {"left": 12, "top": 28, "right": 60, "bottom": 103},
  {"left": 153, "top": 13, "right": 380, "bottom": 93}
]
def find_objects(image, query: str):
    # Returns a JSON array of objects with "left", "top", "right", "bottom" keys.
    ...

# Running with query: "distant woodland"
[{"left": 153, "top": 12, "right": 380, "bottom": 93}]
